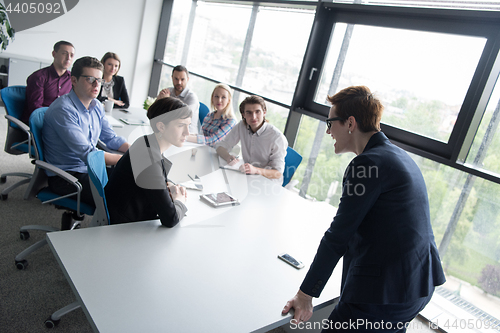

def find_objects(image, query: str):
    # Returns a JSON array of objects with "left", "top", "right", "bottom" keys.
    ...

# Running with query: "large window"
[
  {"left": 240, "top": 7, "right": 314, "bottom": 105},
  {"left": 161, "top": 1, "right": 313, "bottom": 106},
  {"left": 293, "top": 4, "right": 500, "bottom": 161},
  {"left": 415, "top": 155, "right": 500, "bottom": 322},
  {"left": 315, "top": 23, "right": 485, "bottom": 142},
  {"left": 165, "top": 2, "right": 252, "bottom": 85},
  {"left": 158, "top": 0, "right": 314, "bottom": 135}
]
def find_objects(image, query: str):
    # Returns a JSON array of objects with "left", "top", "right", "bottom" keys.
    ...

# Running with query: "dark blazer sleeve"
[
  {"left": 142, "top": 188, "right": 182, "bottom": 227},
  {"left": 135, "top": 158, "right": 185, "bottom": 227},
  {"left": 300, "top": 154, "right": 381, "bottom": 297},
  {"left": 112, "top": 75, "right": 130, "bottom": 109}
]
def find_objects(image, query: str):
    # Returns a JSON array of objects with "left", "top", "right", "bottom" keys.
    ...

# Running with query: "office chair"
[
  {"left": 199, "top": 102, "right": 210, "bottom": 125},
  {"left": 15, "top": 107, "right": 95, "bottom": 270},
  {"left": 0, "top": 85, "right": 35, "bottom": 200},
  {"left": 44, "top": 150, "right": 110, "bottom": 328},
  {"left": 87, "top": 150, "right": 110, "bottom": 226},
  {"left": 282, "top": 146, "right": 303, "bottom": 187}
]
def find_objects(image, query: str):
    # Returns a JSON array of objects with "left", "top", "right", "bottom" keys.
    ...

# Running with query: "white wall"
[{"left": 1, "top": 0, "right": 163, "bottom": 107}]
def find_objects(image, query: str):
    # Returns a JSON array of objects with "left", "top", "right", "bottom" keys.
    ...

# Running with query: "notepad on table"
[
  {"left": 219, "top": 158, "right": 244, "bottom": 172},
  {"left": 120, "top": 118, "right": 148, "bottom": 126},
  {"left": 179, "top": 180, "right": 203, "bottom": 191},
  {"left": 105, "top": 115, "right": 124, "bottom": 128}
]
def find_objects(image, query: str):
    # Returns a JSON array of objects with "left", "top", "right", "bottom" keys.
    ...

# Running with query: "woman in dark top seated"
[
  {"left": 105, "top": 97, "right": 192, "bottom": 226},
  {"left": 97, "top": 52, "right": 130, "bottom": 109}
]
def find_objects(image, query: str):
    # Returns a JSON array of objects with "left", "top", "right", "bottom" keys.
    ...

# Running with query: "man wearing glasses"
[{"left": 42, "top": 57, "right": 130, "bottom": 213}]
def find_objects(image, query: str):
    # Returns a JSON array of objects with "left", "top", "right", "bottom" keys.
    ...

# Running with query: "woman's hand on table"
[{"left": 168, "top": 184, "right": 187, "bottom": 203}]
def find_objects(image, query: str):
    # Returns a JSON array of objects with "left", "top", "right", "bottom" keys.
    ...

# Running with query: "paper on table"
[
  {"left": 219, "top": 157, "right": 244, "bottom": 171},
  {"left": 105, "top": 115, "right": 124, "bottom": 128},
  {"left": 179, "top": 180, "right": 203, "bottom": 191},
  {"left": 120, "top": 118, "right": 148, "bottom": 126}
]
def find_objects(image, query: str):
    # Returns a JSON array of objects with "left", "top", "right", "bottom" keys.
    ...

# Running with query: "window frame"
[{"left": 291, "top": 2, "right": 500, "bottom": 163}]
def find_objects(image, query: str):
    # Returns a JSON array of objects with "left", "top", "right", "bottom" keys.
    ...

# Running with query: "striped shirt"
[{"left": 197, "top": 112, "right": 237, "bottom": 147}]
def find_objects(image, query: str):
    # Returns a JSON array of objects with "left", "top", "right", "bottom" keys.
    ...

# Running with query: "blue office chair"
[
  {"left": 15, "top": 107, "right": 95, "bottom": 270},
  {"left": 199, "top": 102, "right": 210, "bottom": 125},
  {"left": 0, "top": 85, "right": 35, "bottom": 200},
  {"left": 87, "top": 150, "right": 110, "bottom": 226},
  {"left": 282, "top": 146, "right": 303, "bottom": 187},
  {"left": 44, "top": 150, "right": 110, "bottom": 328}
]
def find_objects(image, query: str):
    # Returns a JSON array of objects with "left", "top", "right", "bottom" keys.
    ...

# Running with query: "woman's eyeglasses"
[
  {"left": 325, "top": 117, "right": 344, "bottom": 130},
  {"left": 80, "top": 75, "right": 105, "bottom": 85}
]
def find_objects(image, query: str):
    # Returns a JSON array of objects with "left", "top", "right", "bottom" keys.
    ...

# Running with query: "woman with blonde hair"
[{"left": 187, "top": 83, "right": 236, "bottom": 147}]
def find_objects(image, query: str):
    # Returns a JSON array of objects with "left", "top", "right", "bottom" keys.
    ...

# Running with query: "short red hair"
[{"left": 327, "top": 86, "right": 383, "bottom": 132}]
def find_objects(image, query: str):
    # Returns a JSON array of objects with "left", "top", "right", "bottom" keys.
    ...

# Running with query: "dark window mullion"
[{"left": 454, "top": 33, "right": 500, "bottom": 163}]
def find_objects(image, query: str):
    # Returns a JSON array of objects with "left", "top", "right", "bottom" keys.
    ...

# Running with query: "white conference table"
[
  {"left": 46, "top": 108, "right": 343, "bottom": 333},
  {"left": 105, "top": 106, "right": 153, "bottom": 143}
]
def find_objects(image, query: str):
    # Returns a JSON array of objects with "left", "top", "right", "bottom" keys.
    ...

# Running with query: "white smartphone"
[{"left": 278, "top": 252, "right": 304, "bottom": 269}]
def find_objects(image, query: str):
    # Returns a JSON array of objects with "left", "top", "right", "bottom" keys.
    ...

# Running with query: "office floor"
[
  {"left": 0, "top": 107, "right": 95, "bottom": 332},
  {"left": 0, "top": 107, "right": 438, "bottom": 332}
]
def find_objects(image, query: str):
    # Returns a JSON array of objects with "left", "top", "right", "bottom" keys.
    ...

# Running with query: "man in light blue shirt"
[{"left": 43, "top": 56, "right": 130, "bottom": 209}]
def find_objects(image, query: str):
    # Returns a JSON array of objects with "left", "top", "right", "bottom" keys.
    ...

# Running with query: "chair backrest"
[
  {"left": 199, "top": 102, "right": 210, "bottom": 125},
  {"left": 2, "top": 86, "right": 32, "bottom": 155},
  {"left": 283, "top": 146, "right": 303, "bottom": 187},
  {"left": 25, "top": 107, "right": 94, "bottom": 217},
  {"left": 29, "top": 107, "right": 48, "bottom": 162},
  {"left": 87, "top": 150, "right": 110, "bottom": 226},
  {"left": 22, "top": 107, "right": 49, "bottom": 200},
  {"left": 1, "top": 86, "right": 26, "bottom": 129}
]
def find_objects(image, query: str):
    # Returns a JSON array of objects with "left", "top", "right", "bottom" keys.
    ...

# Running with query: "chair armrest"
[
  {"left": 35, "top": 160, "right": 85, "bottom": 217},
  {"left": 6, "top": 114, "right": 34, "bottom": 157},
  {"left": 5, "top": 115, "right": 30, "bottom": 133},
  {"left": 97, "top": 139, "right": 124, "bottom": 155},
  {"left": 35, "top": 160, "right": 79, "bottom": 185}
]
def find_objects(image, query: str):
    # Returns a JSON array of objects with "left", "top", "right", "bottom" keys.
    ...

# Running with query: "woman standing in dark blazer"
[
  {"left": 282, "top": 86, "right": 445, "bottom": 332},
  {"left": 97, "top": 52, "right": 130, "bottom": 109},
  {"left": 105, "top": 97, "right": 192, "bottom": 226}
]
